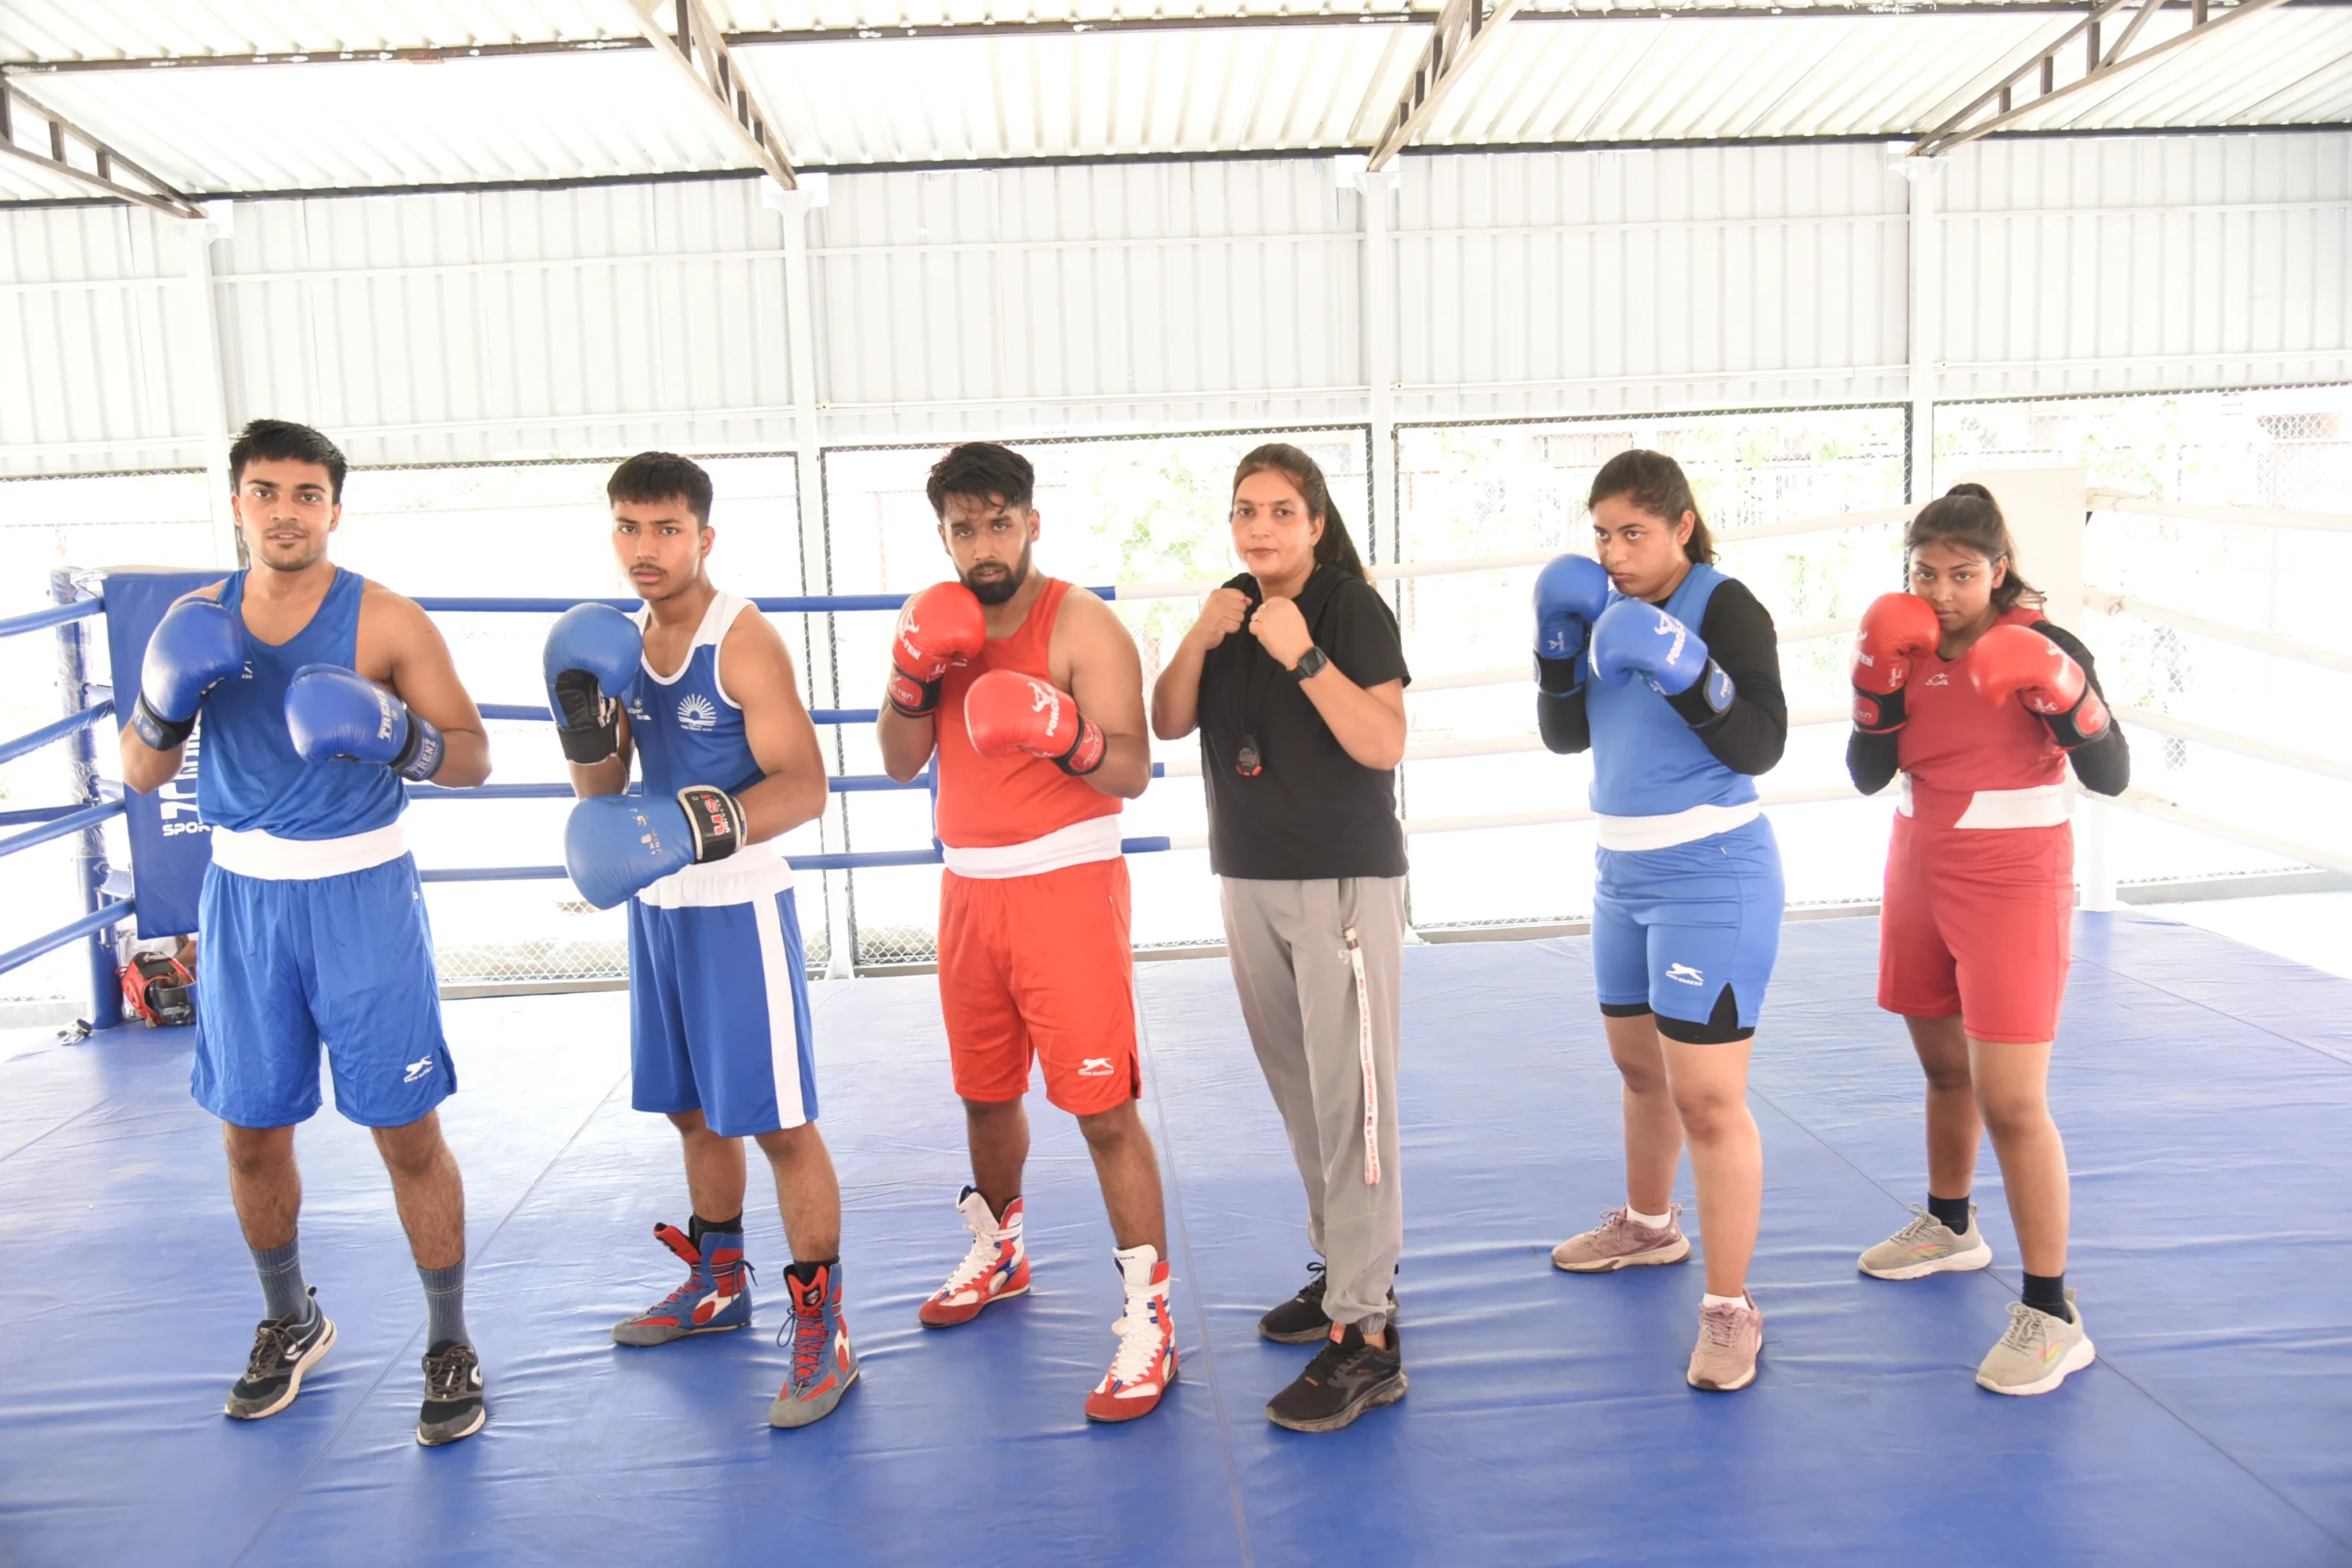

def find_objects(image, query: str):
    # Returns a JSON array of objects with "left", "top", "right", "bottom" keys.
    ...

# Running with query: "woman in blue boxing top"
[{"left": 1534, "top": 449, "right": 1788, "bottom": 1393}]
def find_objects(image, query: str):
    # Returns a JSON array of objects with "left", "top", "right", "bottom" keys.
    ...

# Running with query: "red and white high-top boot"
[
  {"left": 1086, "top": 1244, "right": 1177, "bottom": 1423},
  {"left": 920, "top": 1186, "right": 1030, "bottom": 1328}
]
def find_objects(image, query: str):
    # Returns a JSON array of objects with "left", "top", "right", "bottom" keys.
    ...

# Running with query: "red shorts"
[
  {"left": 1879, "top": 815, "right": 2073, "bottom": 1044},
  {"left": 937, "top": 856, "right": 1140, "bottom": 1116}
]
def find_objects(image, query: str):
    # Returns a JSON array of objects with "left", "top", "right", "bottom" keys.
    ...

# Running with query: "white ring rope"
[
  {"left": 2112, "top": 706, "right": 2352, "bottom": 784},
  {"left": 2109, "top": 786, "right": 2352, "bottom": 879},
  {"left": 2090, "top": 492, "right": 2352, "bottom": 536},
  {"left": 2087, "top": 588, "right": 2352, "bottom": 675}
]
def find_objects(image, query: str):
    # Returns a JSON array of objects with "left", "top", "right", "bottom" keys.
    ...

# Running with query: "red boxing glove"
[
  {"left": 1850, "top": 592, "right": 1941, "bottom": 733},
  {"left": 964, "top": 669, "right": 1106, "bottom": 776},
  {"left": 1969, "top": 623, "right": 2110, "bottom": 749},
  {"left": 888, "top": 582, "right": 987, "bottom": 717}
]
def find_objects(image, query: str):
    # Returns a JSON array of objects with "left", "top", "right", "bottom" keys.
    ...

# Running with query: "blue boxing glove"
[
  {"left": 130, "top": 598, "right": 244, "bottom": 750},
  {"left": 544, "top": 604, "right": 642, "bottom": 765},
  {"left": 1589, "top": 597, "right": 1736, "bottom": 716},
  {"left": 564, "top": 786, "right": 746, "bottom": 910},
  {"left": 1533, "top": 554, "right": 1611, "bottom": 696},
  {"left": 285, "top": 664, "right": 446, "bottom": 782}
]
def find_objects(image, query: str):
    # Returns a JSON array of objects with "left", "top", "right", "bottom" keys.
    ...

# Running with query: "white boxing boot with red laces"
[
  {"left": 920, "top": 1186, "right": 1030, "bottom": 1328},
  {"left": 1085, "top": 1244, "right": 1177, "bottom": 1423}
]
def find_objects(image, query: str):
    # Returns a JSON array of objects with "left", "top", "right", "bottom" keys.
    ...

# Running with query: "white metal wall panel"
[
  {"left": 209, "top": 181, "right": 801, "bottom": 465},
  {"left": 1936, "top": 131, "right": 2352, "bottom": 397},
  {"left": 0, "top": 204, "right": 210, "bottom": 474},
  {"left": 1394, "top": 144, "right": 1913, "bottom": 420},
  {"left": 810, "top": 159, "right": 1369, "bottom": 442},
  {"left": 4, "top": 132, "right": 2350, "bottom": 474}
]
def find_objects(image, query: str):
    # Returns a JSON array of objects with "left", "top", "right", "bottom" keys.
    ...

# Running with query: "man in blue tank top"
[
  {"left": 548, "top": 453, "right": 856, "bottom": 1429},
  {"left": 119, "top": 420, "right": 495, "bottom": 1445}
]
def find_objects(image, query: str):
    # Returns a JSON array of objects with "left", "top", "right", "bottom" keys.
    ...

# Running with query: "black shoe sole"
[
  {"left": 1259, "top": 1319, "right": 1332, "bottom": 1345},
  {"left": 1266, "top": 1370, "right": 1408, "bottom": 1433}
]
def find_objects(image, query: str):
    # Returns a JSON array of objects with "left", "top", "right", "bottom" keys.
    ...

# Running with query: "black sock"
[
  {"left": 785, "top": 1258, "right": 840, "bottom": 1288},
  {"left": 688, "top": 1213, "right": 743, "bottom": 1248},
  {"left": 2021, "top": 1272, "right": 2070, "bottom": 1321},
  {"left": 1926, "top": 1193, "right": 1973, "bottom": 1235}
]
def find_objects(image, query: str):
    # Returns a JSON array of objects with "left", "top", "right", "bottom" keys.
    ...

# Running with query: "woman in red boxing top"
[{"left": 1845, "top": 482, "right": 2129, "bottom": 1396}]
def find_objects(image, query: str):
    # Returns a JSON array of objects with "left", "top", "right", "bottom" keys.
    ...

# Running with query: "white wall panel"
[
  {"left": 0, "top": 205, "right": 211, "bottom": 474},
  {"left": 1394, "top": 143, "right": 1913, "bottom": 419},
  {"left": 3, "top": 131, "right": 2348, "bottom": 476},
  {"left": 1935, "top": 131, "right": 2352, "bottom": 398}
]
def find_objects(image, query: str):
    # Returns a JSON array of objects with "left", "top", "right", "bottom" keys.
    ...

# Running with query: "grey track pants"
[{"left": 1217, "top": 875, "right": 1405, "bottom": 1333}]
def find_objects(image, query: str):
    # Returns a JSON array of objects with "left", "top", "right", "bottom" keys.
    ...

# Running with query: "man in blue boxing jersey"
[
  {"left": 549, "top": 452, "right": 855, "bottom": 1428},
  {"left": 119, "top": 419, "right": 495, "bottom": 1445}
]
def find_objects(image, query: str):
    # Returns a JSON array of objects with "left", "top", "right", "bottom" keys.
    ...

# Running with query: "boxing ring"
[{"left": 2, "top": 482, "right": 2350, "bottom": 1566}]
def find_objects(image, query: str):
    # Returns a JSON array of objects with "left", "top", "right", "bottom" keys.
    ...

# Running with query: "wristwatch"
[{"left": 1292, "top": 646, "right": 1329, "bottom": 682}]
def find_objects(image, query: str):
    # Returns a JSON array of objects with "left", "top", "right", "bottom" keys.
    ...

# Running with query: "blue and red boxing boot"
[
  {"left": 770, "top": 1260, "right": 858, "bottom": 1428},
  {"left": 613, "top": 1221, "right": 754, "bottom": 1346}
]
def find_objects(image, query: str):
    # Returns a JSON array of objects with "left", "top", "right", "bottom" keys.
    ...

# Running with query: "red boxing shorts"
[
  {"left": 937, "top": 856, "right": 1140, "bottom": 1116},
  {"left": 1878, "top": 813, "right": 2074, "bottom": 1044}
]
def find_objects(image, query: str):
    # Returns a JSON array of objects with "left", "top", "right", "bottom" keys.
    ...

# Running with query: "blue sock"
[
  {"left": 421, "top": 1259, "right": 469, "bottom": 1349},
  {"left": 252, "top": 1238, "right": 310, "bottom": 1324}
]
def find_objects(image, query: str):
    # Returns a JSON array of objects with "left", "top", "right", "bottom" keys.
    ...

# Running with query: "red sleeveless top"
[
  {"left": 934, "top": 577, "right": 1124, "bottom": 850},
  {"left": 1895, "top": 605, "right": 2067, "bottom": 826}
]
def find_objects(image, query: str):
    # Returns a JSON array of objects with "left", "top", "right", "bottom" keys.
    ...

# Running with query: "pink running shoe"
[
  {"left": 1551, "top": 1205, "right": 1692, "bottom": 1272},
  {"left": 1687, "top": 1292, "right": 1764, "bottom": 1392}
]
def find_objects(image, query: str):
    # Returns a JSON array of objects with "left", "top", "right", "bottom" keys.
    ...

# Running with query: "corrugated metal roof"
[{"left": 2, "top": 0, "right": 2346, "bottom": 196}]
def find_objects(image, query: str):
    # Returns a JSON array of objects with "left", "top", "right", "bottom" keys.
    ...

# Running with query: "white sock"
[
  {"left": 1701, "top": 1291, "right": 1748, "bottom": 1311},
  {"left": 1625, "top": 1205, "right": 1673, "bottom": 1230}
]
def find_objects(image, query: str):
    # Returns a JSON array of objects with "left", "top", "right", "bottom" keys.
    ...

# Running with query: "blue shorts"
[
  {"left": 191, "top": 854, "right": 454, "bottom": 1129},
  {"left": 628, "top": 886, "right": 819, "bottom": 1137},
  {"left": 1592, "top": 816, "right": 1784, "bottom": 1037}
]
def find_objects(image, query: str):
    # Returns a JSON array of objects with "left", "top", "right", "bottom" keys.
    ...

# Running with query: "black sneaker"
[
  {"left": 1266, "top": 1322, "right": 1407, "bottom": 1433},
  {"left": 225, "top": 1288, "right": 336, "bottom": 1420},
  {"left": 1258, "top": 1262, "right": 1330, "bottom": 1343},
  {"left": 417, "top": 1339, "right": 487, "bottom": 1447}
]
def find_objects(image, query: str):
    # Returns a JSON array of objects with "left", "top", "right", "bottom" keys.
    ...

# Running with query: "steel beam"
[
  {"left": 628, "top": 0, "right": 798, "bottom": 188},
  {"left": 0, "top": 77, "right": 202, "bottom": 218},
  {"left": 1364, "top": 0, "right": 1532, "bottom": 170},
  {"left": 1907, "top": 0, "right": 2300, "bottom": 156}
]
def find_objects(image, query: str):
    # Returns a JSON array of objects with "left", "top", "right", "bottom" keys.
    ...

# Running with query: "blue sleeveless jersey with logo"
[
  {"left": 1584, "top": 560, "right": 1758, "bottom": 818},
  {"left": 198, "top": 568, "right": 404, "bottom": 840},
  {"left": 624, "top": 592, "right": 767, "bottom": 799},
  {"left": 619, "top": 591, "right": 818, "bottom": 1136}
]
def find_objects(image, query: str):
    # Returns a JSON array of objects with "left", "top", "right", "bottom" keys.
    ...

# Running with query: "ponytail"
[
  {"left": 1587, "top": 449, "right": 1713, "bottom": 563},
  {"left": 1906, "top": 482, "right": 2041, "bottom": 611}
]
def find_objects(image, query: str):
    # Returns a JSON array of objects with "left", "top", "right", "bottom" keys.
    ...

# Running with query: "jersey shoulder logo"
[
  {"left": 676, "top": 693, "right": 719, "bottom": 732},
  {"left": 1924, "top": 672, "right": 1950, "bottom": 687}
]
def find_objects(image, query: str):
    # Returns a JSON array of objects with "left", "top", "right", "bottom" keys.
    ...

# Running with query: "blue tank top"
[
  {"left": 197, "top": 568, "right": 405, "bottom": 840},
  {"left": 1585, "top": 560, "right": 1759, "bottom": 818},
  {"left": 624, "top": 592, "right": 766, "bottom": 799}
]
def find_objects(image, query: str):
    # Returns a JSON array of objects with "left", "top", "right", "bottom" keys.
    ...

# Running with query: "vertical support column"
[
  {"left": 182, "top": 204, "right": 239, "bottom": 567},
  {"left": 1953, "top": 467, "right": 2111, "bottom": 909},
  {"left": 1356, "top": 164, "right": 1401, "bottom": 568},
  {"left": 1897, "top": 155, "right": 1945, "bottom": 503},
  {"left": 770, "top": 175, "right": 853, "bottom": 979},
  {"left": 52, "top": 570, "right": 121, "bottom": 1030}
]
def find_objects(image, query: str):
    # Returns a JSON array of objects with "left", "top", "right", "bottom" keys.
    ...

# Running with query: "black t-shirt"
[{"left": 1197, "top": 566, "right": 1412, "bottom": 880}]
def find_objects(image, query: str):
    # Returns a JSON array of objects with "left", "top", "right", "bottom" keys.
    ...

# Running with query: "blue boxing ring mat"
[{"left": 2, "top": 913, "right": 2347, "bottom": 1567}]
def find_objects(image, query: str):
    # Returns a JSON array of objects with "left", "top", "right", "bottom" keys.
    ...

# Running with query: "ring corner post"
[{"left": 53, "top": 568, "right": 123, "bottom": 1030}]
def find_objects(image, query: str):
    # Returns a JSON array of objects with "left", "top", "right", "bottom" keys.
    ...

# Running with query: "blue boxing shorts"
[
  {"left": 1591, "top": 815, "right": 1784, "bottom": 1043},
  {"left": 191, "top": 847, "right": 455, "bottom": 1130},
  {"left": 627, "top": 869, "right": 819, "bottom": 1138}
]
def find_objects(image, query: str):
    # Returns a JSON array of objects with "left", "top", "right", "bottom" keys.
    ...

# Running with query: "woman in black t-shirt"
[{"left": 1151, "top": 443, "right": 1412, "bottom": 1435}]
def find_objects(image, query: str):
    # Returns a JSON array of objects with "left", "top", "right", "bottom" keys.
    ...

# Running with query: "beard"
[{"left": 962, "top": 543, "right": 1032, "bottom": 606}]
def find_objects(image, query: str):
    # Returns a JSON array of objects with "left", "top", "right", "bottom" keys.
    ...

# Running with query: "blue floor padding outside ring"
[{"left": 0, "top": 913, "right": 2346, "bottom": 1566}]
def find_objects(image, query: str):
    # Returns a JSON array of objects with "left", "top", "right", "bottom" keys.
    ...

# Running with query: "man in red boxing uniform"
[{"left": 876, "top": 440, "right": 1176, "bottom": 1423}]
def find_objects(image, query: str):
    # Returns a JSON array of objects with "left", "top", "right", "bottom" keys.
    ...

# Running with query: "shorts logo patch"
[
  {"left": 403, "top": 1055, "right": 437, "bottom": 1083},
  {"left": 1666, "top": 963, "right": 1705, "bottom": 987},
  {"left": 1077, "top": 1056, "right": 1114, "bottom": 1076},
  {"left": 676, "top": 694, "right": 719, "bottom": 732}
]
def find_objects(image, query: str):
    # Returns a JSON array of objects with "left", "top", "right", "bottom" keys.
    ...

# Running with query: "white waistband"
[
  {"left": 941, "top": 815, "right": 1124, "bottom": 880},
  {"left": 208, "top": 821, "right": 409, "bottom": 881},
  {"left": 1593, "top": 800, "right": 1761, "bottom": 852},
  {"left": 635, "top": 843, "right": 795, "bottom": 908},
  {"left": 1898, "top": 776, "right": 2070, "bottom": 829}
]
